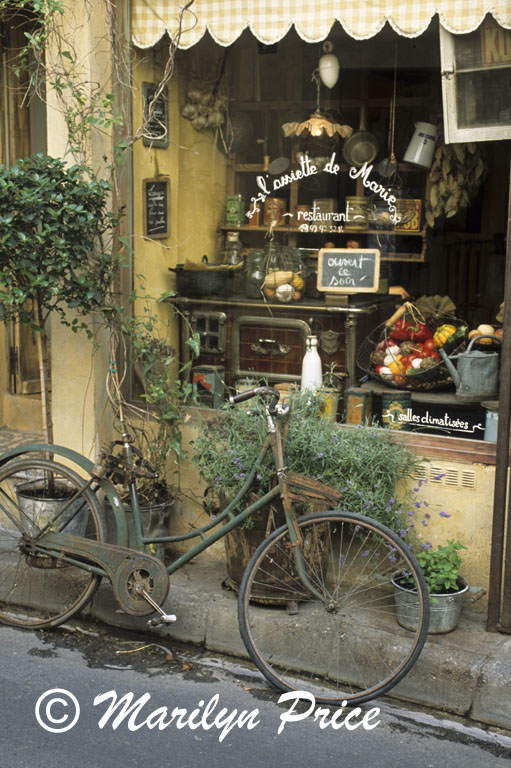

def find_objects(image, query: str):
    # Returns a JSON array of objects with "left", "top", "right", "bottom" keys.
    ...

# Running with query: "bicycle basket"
[{"left": 357, "top": 307, "right": 467, "bottom": 392}]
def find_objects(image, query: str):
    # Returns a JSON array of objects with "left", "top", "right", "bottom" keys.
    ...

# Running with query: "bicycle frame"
[
  {"left": 0, "top": 401, "right": 341, "bottom": 599},
  {"left": 123, "top": 406, "right": 338, "bottom": 588}
]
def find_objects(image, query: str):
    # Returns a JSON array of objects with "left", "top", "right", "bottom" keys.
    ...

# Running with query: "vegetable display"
[{"left": 360, "top": 303, "right": 468, "bottom": 390}]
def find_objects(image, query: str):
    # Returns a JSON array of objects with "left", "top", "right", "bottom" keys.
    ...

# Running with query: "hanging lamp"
[{"left": 281, "top": 70, "right": 352, "bottom": 139}]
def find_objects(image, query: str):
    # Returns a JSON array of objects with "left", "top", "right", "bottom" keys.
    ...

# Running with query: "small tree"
[{"left": 0, "top": 153, "right": 120, "bottom": 443}]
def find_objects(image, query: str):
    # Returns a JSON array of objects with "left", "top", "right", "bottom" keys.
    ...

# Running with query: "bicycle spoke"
[
  {"left": 239, "top": 511, "right": 429, "bottom": 706},
  {"left": 0, "top": 456, "right": 106, "bottom": 629}
]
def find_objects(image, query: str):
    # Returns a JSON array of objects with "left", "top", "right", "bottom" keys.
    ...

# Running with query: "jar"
[
  {"left": 225, "top": 231, "right": 243, "bottom": 265},
  {"left": 345, "top": 196, "right": 370, "bottom": 230},
  {"left": 264, "top": 198, "right": 286, "bottom": 226},
  {"left": 245, "top": 250, "right": 266, "bottom": 298}
]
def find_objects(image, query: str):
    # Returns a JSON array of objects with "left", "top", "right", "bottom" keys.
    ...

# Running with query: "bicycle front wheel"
[
  {"left": 238, "top": 511, "right": 429, "bottom": 706},
  {"left": 0, "top": 456, "right": 106, "bottom": 629}
]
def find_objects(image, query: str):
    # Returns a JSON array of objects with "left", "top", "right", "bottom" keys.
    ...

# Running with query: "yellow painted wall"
[
  {"left": 404, "top": 456, "right": 495, "bottom": 607},
  {"left": 131, "top": 43, "right": 227, "bottom": 313}
]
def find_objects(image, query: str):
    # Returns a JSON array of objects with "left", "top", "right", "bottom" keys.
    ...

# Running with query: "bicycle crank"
[{"left": 33, "top": 531, "right": 170, "bottom": 616}]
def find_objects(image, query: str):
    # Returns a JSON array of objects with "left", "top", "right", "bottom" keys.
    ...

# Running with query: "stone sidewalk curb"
[{"left": 87, "top": 558, "right": 511, "bottom": 734}]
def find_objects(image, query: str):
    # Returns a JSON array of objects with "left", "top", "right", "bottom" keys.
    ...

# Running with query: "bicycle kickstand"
[{"left": 133, "top": 582, "right": 177, "bottom": 627}]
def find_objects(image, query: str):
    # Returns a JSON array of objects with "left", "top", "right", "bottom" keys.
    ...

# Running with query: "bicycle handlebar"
[{"left": 229, "top": 386, "right": 280, "bottom": 413}]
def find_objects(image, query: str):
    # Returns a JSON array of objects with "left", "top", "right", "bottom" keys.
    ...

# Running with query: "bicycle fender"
[{"left": 0, "top": 442, "right": 129, "bottom": 548}]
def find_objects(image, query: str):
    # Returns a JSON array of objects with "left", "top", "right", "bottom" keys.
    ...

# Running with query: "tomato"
[
  {"left": 429, "top": 351, "right": 441, "bottom": 361},
  {"left": 423, "top": 339, "right": 436, "bottom": 355},
  {"left": 399, "top": 355, "right": 413, "bottom": 371}
]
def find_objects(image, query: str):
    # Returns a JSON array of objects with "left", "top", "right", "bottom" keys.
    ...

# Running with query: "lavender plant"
[{"left": 191, "top": 390, "right": 422, "bottom": 535}]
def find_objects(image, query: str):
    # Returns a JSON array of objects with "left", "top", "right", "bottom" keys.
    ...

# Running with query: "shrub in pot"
[
  {"left": 0, "top": 155, "right": 120, "bottom": 524},
  {"left": 0, "top": 154, "right": 120, "bottom": 446},
  {"left": 191, "top": 390, "right": 420, "bottom": 588}
]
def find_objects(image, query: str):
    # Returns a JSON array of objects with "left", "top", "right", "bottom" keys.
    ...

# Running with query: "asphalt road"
[{"left": 1, "top": 620, "right": 510, "bottom": 768}]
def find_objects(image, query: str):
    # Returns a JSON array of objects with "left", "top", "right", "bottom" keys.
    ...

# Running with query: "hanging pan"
[{"left": 342, "top": 102, "right": 379, "bottom": 168}]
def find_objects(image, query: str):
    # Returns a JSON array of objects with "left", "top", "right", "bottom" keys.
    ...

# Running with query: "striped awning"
[{"left": 132, "top": 1, "right": 511, "bottom": 49}]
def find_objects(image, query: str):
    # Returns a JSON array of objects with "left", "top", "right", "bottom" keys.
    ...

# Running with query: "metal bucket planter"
[
  {"left": 16, "top": 479, "right": 88, "bottom": 538},
  {"left": 392, "top": 574, "right": 477, "bottom": 634},
  {"left": 104, "top": 498, "right": 173, "bottom": 562}
]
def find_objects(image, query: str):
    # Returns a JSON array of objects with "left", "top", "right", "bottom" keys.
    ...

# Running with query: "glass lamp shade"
[{"left": 318, "top": 53, "right": 340, "bottom": 89}]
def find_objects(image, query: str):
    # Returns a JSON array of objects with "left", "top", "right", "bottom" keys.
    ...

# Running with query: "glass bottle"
[
  {"left": 301, "top": 335, "right": 322, "bottom": 393},
  {"left": 245, "top": 250, "right": 266, "bottom": 298}
]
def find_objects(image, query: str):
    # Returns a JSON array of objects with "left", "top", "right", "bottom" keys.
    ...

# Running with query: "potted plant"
[
  {"left": 392, "top": 539, "right": 470, "bottom": 634},
  {"left": 0, "top": 154, "right": 119, "bottom": 444},
  {"left": 0, "top": 154, "right": 119, "bottom": 518},
  {"left": 318, "top": 363, "right": 346, "bottom": 422},
  {"left": 191, "top": 390, "right": 420, "bottom": 590},
  {"left": 104, "top": 304, "right": 196, "bottom": 560}
]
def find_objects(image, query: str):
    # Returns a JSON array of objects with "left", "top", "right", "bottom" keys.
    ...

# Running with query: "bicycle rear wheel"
[
  {"left": 0, "top": 456, "right": 106, "bottom": 629},
  {"left": 238, "top": 510, "right": 429, "bottom": 706}
]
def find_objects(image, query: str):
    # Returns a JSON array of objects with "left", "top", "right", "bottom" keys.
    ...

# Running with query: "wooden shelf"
[{"left": 219, "top": 224, "right": 426, "bottom": 238}]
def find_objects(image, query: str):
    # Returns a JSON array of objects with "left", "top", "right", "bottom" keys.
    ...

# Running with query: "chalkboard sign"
[
  {"left": 143, "top": 177, "right": 170, "bottom": 239},
  {"left": 317, "top": 248, "right": 380, "bottom": 293},
  {"left": 143, "top": 82, "right": 169, "bottom": 148}
]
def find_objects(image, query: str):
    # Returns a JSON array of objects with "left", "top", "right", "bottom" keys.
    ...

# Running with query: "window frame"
[{"left": 439, "top": 22, "right": 511, "bottom": 144}]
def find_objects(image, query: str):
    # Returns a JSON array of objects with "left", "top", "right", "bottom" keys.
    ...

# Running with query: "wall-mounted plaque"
[
  {"left": 143, "top": 82, "right": 169, "bottom": 148},
  {"left": 143, "top": 177, "right": 170, "bottom": 239}
]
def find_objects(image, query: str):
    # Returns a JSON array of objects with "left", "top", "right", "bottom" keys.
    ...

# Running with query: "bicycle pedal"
[{"left": 147, "top": 613, "right": 177, "bottom": 627}]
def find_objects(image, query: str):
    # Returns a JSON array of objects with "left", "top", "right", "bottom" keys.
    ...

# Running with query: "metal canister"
[
  {"left": 345, "top": 388, "right": 373, "bottom": 425},
  {"left": 264, "top": 197, "right": 286, "bottom": 226},
  {"left": 381, "top": 391, "right": 411, "bottom": 430},
  {"left": 192, "top": 365, "right": 225, "bottom": 409},
  {"left": 294, "top": 203, "right": 311, "bottom": 226},
  {"left": 225, "top": 194, "right": 245, "bottom": 226}
]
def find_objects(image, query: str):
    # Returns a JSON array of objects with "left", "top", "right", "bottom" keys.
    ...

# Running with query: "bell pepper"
[
  {"left": 433, "top": 324, "right": 457, "bottom": 348},
  {"left": 391, "top": 318, "right": 433, "bottom": 343}
]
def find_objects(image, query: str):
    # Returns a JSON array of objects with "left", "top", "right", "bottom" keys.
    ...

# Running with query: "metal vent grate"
[
  {"left": 461, "top": 469, "right": 477, "bottom": 489},
  {"left": 421, "top": 464, "right": 477, "bottom": 489},
  {"left": 429, "top": 466, "right": 445, "bottom": 483},
  {"left": 445, "top": 468, "right": 459, "bottom": 486},
  {"left": 413, "top": 464, "right": 428, "bottom": 480}
]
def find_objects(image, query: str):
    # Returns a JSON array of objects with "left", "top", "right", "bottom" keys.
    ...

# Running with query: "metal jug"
[{"left": 439, "top": 335, "right": 501, "bottom": 402}]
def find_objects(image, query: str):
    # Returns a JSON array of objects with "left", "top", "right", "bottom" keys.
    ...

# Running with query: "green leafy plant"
[
  {"left": 191, "top": 390, "right": 421, "bottom": 534},
  {"left": 399, "top": 539, "right": 467, "bottom": 594},
  {"left": 105, "top": 287, "right": 199, "bottom": 505},
  {"left": 321, "top": 363, "right": 344, "bottom": 391},
  {"left": 0, "top": 153, "right": 120, "bottom": 442}
]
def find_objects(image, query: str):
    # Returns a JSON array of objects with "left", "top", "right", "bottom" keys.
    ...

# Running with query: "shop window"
[{"left": 440, "top": 18, "right": 511, "bottom": 143}]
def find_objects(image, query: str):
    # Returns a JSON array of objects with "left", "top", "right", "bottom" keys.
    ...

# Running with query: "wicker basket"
[{"left": 357, "top": 309, "right": 467, "bottom": 391}]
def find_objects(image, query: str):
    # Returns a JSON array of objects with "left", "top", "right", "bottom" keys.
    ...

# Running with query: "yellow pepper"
[
  {"left": 433, "top": 324, "right": 457, "bottom": 348},
  {"left": 388, "top": 358, "right": 405, "bottom": 375}
]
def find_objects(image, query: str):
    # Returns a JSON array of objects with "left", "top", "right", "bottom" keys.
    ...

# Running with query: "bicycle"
[{"left": 0, "top": 385, "right": 429, "bottom": 706}]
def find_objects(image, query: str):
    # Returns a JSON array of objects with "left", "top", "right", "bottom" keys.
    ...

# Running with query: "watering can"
[{"left": 439, "top": 335, "right": 501, "bottom": 402}]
